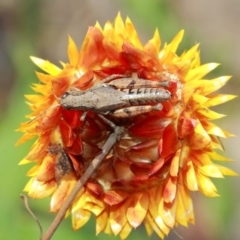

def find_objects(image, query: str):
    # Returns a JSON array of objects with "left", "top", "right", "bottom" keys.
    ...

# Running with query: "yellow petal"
[
  {"left": 192, "top": 93, "right": 209, "bottom": 106},
  {"left": 109, "top": 203, "right": 127, "bottom": 236},
  {"left": 114, "top": 12, "right": 126, "bottom": 39},
  {"left": 149, "top": 28, "right": 161, "bottom": 52},
  {"left": 176, "top": 181, "right": 194, "bottom": 226},
  {"left": 126, "top": 193, "right": 149, "bottom": 228},
  {"left": 208, "top": 151, "right": 233, "bottom": 162},
  {"left": 96, "top": 210, "right": 108, "bottom": 235},
  {"left": 154, "top": 215, "right": 170, "bottom": 235},
  {"left": 179, "top": 144, "right": 190, "bottom": 168},
  {"left": 148, "top": 188, "right": 170, "bottom": 235},
  {"left": 192, "top": 151, "right": 212, "bottom": 166},
  {"left": 144, "top": 217, "right": 154, "bottom": 236},
  {"left": 119, "top": 222, "right": 132, "bottom": 240},
  {"left": 181, "top": 43, "right": 199, "bottom": 61},
  {"left": 15, "top": 133, "right": 36, "bottom": 146},
  {"left": 125, "top": 17, "right": 142, "bottom": 49},
  {"left": 197, "top": 173, "right": 219, "bottom": 197},
  {"left": 175, "top": 193, "right": 188, "bottom": 226},
  {"left": 217, "top": 165, "right": 238, "bottom": 176},
  {"left": 159, "top": 49, "right": 176, "bottom": 64},
  {"left": 204, "top": 122, "right": 233, "bottom": 138},
  {"left": 50, "top": 175, "right": 76, "bottom": 212},
  {"left": 94, "top": 21, "right": 103, "bottom": 32},
  {"left": 27, "top": 165, "right": 39, "bottom": 177},
  {"left": 68, "top": 35, "right": 79, "bottom": 67},
  {"left": 35, "top": 72, "right": 54, "bottom": 84},
  {"left": 24, "top": 94, "right": 45, "bottom": 103},
  {"left": 170, "top": 149, "right": 180, "bottom": 177},
  {"left": 102, "top": 217, "right": 113, "bottom": 235},
  {"left": 186, "top": 161, "right": 198, "bottom": 191},
  {"left": 72, "top": 208, "right": 91, "bottom": 230},
  {"left": 185, "top": 63, "right": 219, "bottom": 82},
  {"left": 163, "top": 177, "right": 177, "bottom": 203},
  {"left": 210, "top": 136, "right": 225, "bottom": 151},
  {"left": 30, "top": 56, "right": 61, "bottom": 75},
  {"left": 24, "top": 177, "right": 56, "bottom": 198},
  {"left": 197, "top": 108, "right": 226, "bottom": 120},
  {"left": 204, "top": 94, "right": 237, "bottom": 107},
  {"left": 83, "top": 202, "right": 103, "bottom": 216},
  {"left": 103, "top": 21, "right": 113, "bottom": 39},
  {"left": 84, "top": 190, "right": 105, "bottom": 210},
  {"left": 167, "top": 30, "right": 184, "bottom": 54},
  {"left": 199, "top": 165, "right": 224, "bottom": 178},
  {"left": 190, "top": 50, "right": 200, "bottom": 68},
  {"left": 158, "top": 193, "right": 175, "bottom": 228},
  {"left": 144, "top": 214, "right": 165, "bottom": 239},
  {"left": 189, "top": 123, "right": 211, "bottom": 149},
  {"left": 200, "top": 76, "right": 231, "bottom": 95},
  {"left": 36, "top": 155, "right": 55, "bottom": 182},
  {"left": 18, "top": 158, "right": 32, "bottom": 165},
  {"left": 31, "top": 83, "right": 51, "bottom": 95},
  {"left": 182, "top": 86, "right": 194, "bottom": 105},
  {"left": 204, "top": 122, "right": 226, "bottom": 138}
]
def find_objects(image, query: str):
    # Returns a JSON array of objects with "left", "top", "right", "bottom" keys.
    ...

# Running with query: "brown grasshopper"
[
  {"left": 29, "top": 74, "right": 172, "bottom": 122},
  {"left": 59, "top": 74, "right": 172, "bottom": 118}
]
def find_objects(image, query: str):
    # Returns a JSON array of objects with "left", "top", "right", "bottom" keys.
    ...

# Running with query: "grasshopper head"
[{"left": 60, "top": 92, "right": 72, "bottom": 109}]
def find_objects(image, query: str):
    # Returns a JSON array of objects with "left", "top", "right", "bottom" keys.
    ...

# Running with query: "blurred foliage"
[{"left": 0, "top": 0, "right": 238, "bottom": 240}]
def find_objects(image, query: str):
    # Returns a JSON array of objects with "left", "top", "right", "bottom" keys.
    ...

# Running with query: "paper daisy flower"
[{"left": 17, "top": 13, "right": 237, "bottom": 239}]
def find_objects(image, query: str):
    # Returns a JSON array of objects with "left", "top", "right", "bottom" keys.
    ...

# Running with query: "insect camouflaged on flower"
[
  {"left": 29, "top": 74, "right": 173, "bottom": 122},
  {"left": 60, "top": 74, "right": 172, "bottom": 118}
]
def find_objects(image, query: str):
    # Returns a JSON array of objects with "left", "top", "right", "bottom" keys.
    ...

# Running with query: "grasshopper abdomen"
[{"left": 121, "top": 88, "right": 171, "bottom": 105}]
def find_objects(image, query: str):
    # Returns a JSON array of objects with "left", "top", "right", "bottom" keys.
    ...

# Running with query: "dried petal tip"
[{"left": 18, "top": 13, "right": 236, "bottom": 239}]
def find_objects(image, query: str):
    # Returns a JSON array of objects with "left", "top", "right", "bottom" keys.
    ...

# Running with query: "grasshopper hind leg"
[{"left": 110, "top": 103, "right": 163, "bottom": 118}]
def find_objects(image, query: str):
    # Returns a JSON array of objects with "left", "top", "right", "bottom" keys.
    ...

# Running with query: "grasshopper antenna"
[
  {"left": 27, "top": 104, "right": 61, "bottom": 124},
  {"left": 51, "top": 87, "right": 61, "bottom": 101}
]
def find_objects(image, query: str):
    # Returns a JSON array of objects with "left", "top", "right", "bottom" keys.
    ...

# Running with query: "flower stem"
[
  {"left": 41, "top": 125, "right": 124, "bottom": 240},
  {"left": 20, "top": 194, "right": 43, "bottom": 240}
]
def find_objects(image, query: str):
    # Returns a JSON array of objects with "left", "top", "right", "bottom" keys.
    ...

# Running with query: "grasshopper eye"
[
  {"left": 60, "top": 92, "right": 71, "bottom": 109},
  {"left": 61, "top": 92, "right": 70, "bottom": 99},
  {"left": 61, "top": 103, "right": 70, "bottom": 109}
]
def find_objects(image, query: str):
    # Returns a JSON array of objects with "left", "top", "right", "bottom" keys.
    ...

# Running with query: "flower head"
[{"left": 17, "top": 13, "right": 237, "bottom": 239}]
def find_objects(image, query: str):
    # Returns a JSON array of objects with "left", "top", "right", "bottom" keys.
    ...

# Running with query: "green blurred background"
[{"left": 0, "top": 0, "right": 239, "bottom": 239}]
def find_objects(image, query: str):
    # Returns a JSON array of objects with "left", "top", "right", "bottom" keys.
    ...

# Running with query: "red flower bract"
[{"left": 17, "top": 13, "right": 237, "bottom": 239}]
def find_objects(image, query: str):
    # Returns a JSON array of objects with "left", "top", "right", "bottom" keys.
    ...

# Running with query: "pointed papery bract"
[
  {"left": 30, "top": 56, "right": 61, "bottom": 75},
  {"left": 109, "top": 203, "right": 128, "bottom": 235},
  {"left": 18, "top": 13, "right": 236, "bottom": 239},
  {"left": 126, "top": 193, "right": 149, "bottom": 228},
  {"left": 72, "top": 208, "right": 91, "bottom": 230}
]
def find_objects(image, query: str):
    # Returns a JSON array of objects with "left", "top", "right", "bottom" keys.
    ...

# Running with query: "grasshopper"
[
  {"left": 29, "top": 74, "right": 172, "bottom": 122},
  {"left": 59, "top": 74, "right": 172, "bottom": 118}
]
